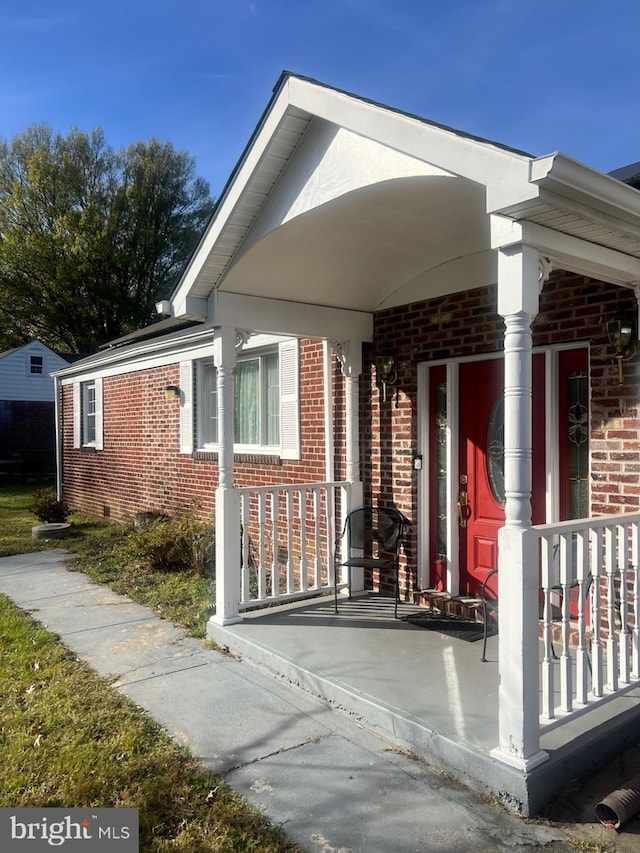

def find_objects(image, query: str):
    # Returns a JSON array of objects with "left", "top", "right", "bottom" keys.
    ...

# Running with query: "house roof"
[
  {"left": 170, "top": 71, "right": 640, "bottom": 323},
  {"left": 0, "top": 340, "right": 75, "bottom": 363},
  {"left": 98, "top": 314, "right": 206, "bottom": 350}
]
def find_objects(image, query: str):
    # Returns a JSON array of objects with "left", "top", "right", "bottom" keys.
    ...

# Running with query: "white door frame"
[{"left": 416, "top": 344, "right": 588, "bottom": 593}]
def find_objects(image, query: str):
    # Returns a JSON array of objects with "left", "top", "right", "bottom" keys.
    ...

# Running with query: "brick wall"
[{"left": 61, "top": 339, "right": 334, "bottom": 523}]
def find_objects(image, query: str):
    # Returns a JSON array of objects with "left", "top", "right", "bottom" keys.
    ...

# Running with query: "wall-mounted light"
[
  {"left": 606, "top": 310, "right": 636, "bottom": 385},
  {"left": 165, "top": 385, "right": 180, "bottom": 401},
  {"left": 376, "top": 354, "right": 397, "bottom": 402}
]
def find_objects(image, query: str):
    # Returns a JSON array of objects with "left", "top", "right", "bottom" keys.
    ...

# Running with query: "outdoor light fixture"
[
  {"left": 376, "top": 354, "right": 398, "bottom": 402},
  {"left": 164, "top": 385, "right": 180, "bottom": 401},
  {"left": 606, "top": 310, "right": 636, "bottom": 385}
]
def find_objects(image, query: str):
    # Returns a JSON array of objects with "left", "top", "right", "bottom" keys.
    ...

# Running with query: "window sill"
[{"left": 194, "top": 449, "right": 282, "bottom": 466}]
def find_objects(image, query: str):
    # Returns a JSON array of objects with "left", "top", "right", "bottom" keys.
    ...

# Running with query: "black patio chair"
[
  {"left": 481, "top": 568, "right": 499, "bottom": 662},
  {"left": 481, "top": 556, "right": 594, "bottom": 663},
  {"left": 334, "top": 506, "right": 410, "bottom": 618}
]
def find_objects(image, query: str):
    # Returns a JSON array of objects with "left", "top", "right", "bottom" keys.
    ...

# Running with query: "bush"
[
  {"left": 122, "top": 512, "right": 213, "bottom": 575},
  {"left": 29, "top": 488, "right": 70, "bottom": 523}
]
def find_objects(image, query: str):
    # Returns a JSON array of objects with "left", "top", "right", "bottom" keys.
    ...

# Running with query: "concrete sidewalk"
[{"left": 0, "top": 549, "right": 612, "bottom": 851}]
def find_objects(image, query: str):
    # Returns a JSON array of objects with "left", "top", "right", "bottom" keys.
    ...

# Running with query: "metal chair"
[
  {"left": 481, "top": 568, "right": 499, "bottom": 662},
  {"left": 334, "top": 506, "right": 410, "bottom": 617}
]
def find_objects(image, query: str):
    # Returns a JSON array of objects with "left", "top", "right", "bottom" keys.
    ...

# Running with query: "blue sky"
[{"left": 2, "top": 1, "right": 640, "bottom": 197}]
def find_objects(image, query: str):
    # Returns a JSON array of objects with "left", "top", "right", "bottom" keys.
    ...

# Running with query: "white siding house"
[{"left": 0, "top": 341, "right": 72, "bottom": 471}]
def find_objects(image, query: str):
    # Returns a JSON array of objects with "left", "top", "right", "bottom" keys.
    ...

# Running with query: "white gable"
[
  {"left": 0, "top": 341, "right": 69, "bottom": 402},
  {"left": 242, "top": 122, "right": 453, "bottom": 249}
]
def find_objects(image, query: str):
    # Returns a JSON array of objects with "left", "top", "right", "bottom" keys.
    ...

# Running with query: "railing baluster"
[
  {"left": 590, "top": 528, "right": 604, "bottom": 698},
  {"left": 619, "top": 524, "right": 630, "bottom": 685},
  {"left": 257, "top": 491, "right": 267, "bottom": 600},
  {"left": 270, "top": 491, "right": 279, "bottom": 598},
  {"left": 604, "top": 525, "right": 619, "bottom": 691},
  {"left": 575, "top": 529, "right": 589, "bottom": 705},
  {"left": 559, "top": 533, "right": 572, "bottom": 713},
  {"left": 240, "top": 492, "right": 250, "bottom": 604},
  {"left": 633, "top": 522, "right": 640, "bottom": 678},
  {"left": 299, "top": 490, "right": 308, "bottom": 592},
  {"left": 541, "top": 535, "right": 555, "bottom": 720},
  {"left": 326, "top": 487, "right": 336, "bottom": 585},
  {"left": 313, "top": 488, "right": 322, "bottom": 588},
  {"left": 285, "top": 491, "right": 295, "bottom": 593}
]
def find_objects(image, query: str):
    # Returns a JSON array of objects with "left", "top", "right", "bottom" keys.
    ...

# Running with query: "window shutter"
[
  {"left": 94, "top": 377, "right": 104, "bottom": 450},
  {"left": 72, "top": 382, "right": 81, "bottom": 448},
  {"left": 279, "top": 340, "right": 300, "bottom": 460},
  {"left": 179, "top": 361, "right": 194, "bottom": 454}
]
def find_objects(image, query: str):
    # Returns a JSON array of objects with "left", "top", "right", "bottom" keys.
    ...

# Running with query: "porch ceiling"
[{"left": 208, "top": 175, "right": 490, "bottom": 313}]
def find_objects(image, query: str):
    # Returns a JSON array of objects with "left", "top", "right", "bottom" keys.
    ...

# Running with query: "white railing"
[
  {"left": 237, "top": 481, "right": 351, "bottom": 610},
  {"left": 532, "top": 513, "right": 640, "bottom": 733}
]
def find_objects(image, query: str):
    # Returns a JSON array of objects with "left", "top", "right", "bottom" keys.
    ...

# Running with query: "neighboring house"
[
  {"left": 53, "top": 73, "right": 640, "bottom": 812},
  {"left": 0, "top": 340, "right": 72, "bottom": 472}
]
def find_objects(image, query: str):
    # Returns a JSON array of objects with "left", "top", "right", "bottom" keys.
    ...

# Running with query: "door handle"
[{"left": 457, "top": 491, "right": 470, "bottom": 527}]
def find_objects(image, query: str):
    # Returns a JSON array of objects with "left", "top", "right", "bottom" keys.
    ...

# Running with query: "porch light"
[
  {"left": 376, "top": 354, "right": 397, "bottom": 402},
  {"left": 164, "top": 385, "right": 180, "bottom": 400},
  {"left": 606, "top": 310, "right": 636, "bottom": 385}
]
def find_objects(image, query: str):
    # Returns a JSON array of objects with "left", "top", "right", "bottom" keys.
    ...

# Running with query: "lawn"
[
  {"left": 0, "top": 475, "right": 213, "bottom": 637},
  {"left": 0, "top": 475, "right": 299, "bottom": 852}
]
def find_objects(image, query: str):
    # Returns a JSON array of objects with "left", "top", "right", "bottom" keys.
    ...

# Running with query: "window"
[
  {"left": 198, "top": 350, "right": 280, "bottom": 448},
  {"left": 29, "top": 355, "right": 43, "bottom": 375},
  {"left": 191, "top": 339, "right": 299, "bottom": 458},
  {"left": 83, "top": 382, "right": 97, "bottom": 445},
  {"left": 72, "top": 378, "right": 103, "bottom": 450}
]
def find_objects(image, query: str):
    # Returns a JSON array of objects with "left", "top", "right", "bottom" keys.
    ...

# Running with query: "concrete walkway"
[{"left": 0, "top": 549, "right": 620, "bottom": 852}]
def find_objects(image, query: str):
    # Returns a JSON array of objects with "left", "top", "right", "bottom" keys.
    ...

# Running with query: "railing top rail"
[
  {"left": 236, "top": 481, "right": 350, "bottom": 496},
  {"left": 532, "top": 512, "right": 640, "bottom": 538}
]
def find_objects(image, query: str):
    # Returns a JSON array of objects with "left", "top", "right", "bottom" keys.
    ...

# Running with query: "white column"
[
  {"left": 492, "top": 241, "right": 548, "bottom": 770},
  {"left": 332, "top": 341, "right": 364, "bottom": 591},
  {"left": 210, "top": 326, "right": 242, "bottom": 626}
]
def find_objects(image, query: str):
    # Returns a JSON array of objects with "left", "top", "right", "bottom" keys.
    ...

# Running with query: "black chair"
[
  {"left": 481, "top": 560, "right": 594, "bottom": 663},
  {"left": 481, "top": 568, "right": 499, "bottom": 662},
  {"left": 334, "top": 506, "right": 410, "bottom": 617}
]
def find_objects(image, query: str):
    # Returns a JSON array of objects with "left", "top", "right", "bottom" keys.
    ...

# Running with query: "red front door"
[{"left": 458, "top": 357, "right": 546, "bottom": 595}]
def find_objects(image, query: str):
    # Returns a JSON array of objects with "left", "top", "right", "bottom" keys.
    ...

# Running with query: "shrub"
[
  {"left": 122, "top": 512, "right": 214, "bottom": 575},
  {"left": 29, "top": 488, "right": 70, "bottom": 523}
]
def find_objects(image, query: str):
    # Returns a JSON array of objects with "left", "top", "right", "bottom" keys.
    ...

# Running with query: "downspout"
[
  {"left": 323, "top": 341, "right": 334, "bottom": 484},
  {"left": 54, "top": 376, "right": 63, "bottom": 500}
]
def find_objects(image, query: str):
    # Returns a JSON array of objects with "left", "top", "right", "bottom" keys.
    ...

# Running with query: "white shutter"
[
  {"left": 279, "top": 339, "right": 300, "bottom": 460},
  {"left": 72, "top": 382, "right": 81, "bottom": 448},
  {"left": 179, "top": 361, "right": 194, "bottom": 454},
  {"left": 94, "top": 377, "right": 104, "bottom": 450}
]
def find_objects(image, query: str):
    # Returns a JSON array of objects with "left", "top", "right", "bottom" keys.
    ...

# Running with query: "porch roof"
[{"left": 172, "top": 72, "right": 640, "bottom": 322}]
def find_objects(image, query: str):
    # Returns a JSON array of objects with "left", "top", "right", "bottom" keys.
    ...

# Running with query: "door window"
[{"left": 486, "top": 396, "right": 505, "bottom": 506}]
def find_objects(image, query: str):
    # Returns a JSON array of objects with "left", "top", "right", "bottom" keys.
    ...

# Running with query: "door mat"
[{"left": 402, "top": 610, "right": 497, "bottom": 643}]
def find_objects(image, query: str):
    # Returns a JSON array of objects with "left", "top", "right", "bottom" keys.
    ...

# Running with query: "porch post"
[
  {"left": 333, "top": 340, "right": 364, "bottom": 591},
  {"left": 210, "top": 326, "right": 242, "bottom": 626},
  {"left": 492, "top": 237, "right": 549, "bottom": 770}
]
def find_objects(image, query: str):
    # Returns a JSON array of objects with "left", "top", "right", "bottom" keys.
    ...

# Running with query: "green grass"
[
  {"left": 0, "top": 473, "right": 55, "bottom": 557},
  {"left": 0, "top": 475, "right": 213, "bottom": 637},
  {"left": 0, "top": 594, "right": 299, "bottom": 852}
]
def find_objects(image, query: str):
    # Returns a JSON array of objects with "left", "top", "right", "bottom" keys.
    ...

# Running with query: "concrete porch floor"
[{"left": 207, "top": 593, "right": 640, "bottom": 814}]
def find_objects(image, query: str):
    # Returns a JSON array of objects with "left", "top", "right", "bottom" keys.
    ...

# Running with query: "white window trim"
[
  {"left": 73, "top": 378, "right": 103, "bottom": 450},
  {"left": 193, "top": 339, "right": 300, "bottom": 459}
]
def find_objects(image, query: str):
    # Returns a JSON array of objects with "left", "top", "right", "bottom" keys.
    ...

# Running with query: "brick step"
[
  {"left": 414, "top": 588, "right": 590, "bottom": 648},
  {"left": 413, "top": 589, "right": 485, "bottom": 623}
]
